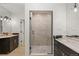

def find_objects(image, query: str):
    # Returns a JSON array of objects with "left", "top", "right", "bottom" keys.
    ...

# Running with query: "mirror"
[{"left": 0, "top": 5, "right": 12, "bottom": 34}]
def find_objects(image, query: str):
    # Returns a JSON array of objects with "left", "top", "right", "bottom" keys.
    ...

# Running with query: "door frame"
[{"left": 29, "top": 10, "right": 53, "bottom": 55}]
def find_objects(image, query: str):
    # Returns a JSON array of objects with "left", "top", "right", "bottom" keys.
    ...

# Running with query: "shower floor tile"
[{"left": 30, "top": 46, "right": 53, "bottom": 56}]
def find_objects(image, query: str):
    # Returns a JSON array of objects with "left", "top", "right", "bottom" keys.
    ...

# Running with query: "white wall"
[
  {"left": 66, "top": 3, "right": 79, "bottom": 35},
  {"left": 11, "top": 16, "right": 20, "bottom": 33},
  {"left": 0, "top": 6, "right": 11, "bottom": 16},
  {"left": 25, "top": 3, "right": 66, "bottom": 55}
]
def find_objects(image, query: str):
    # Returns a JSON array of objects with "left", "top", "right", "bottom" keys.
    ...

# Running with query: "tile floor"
[
  {"left": 0, "top": 46, "right": 25, "bottom": 56},
  {"left": 30, "top": 46, "right": 53, "bottom": 56}
]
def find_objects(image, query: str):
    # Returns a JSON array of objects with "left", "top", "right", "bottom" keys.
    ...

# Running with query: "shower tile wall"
[{"left": 31, "top": 12, "right": 51, "bottom": 46}]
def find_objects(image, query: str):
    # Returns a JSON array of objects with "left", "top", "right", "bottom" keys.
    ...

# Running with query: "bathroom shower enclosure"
[{"left": 29, "top": 10, "right": 53, "bottom": 55}]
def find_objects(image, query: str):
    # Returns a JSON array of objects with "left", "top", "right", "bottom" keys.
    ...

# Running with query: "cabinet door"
[
  {"left": 10, "top": 37, "right": 14, "bottom": 51},
  {"left": 0, "top": 38, "right": 10, "bottom": 53},
  {"left": 60, "top": 43, "right": 78, "bottom": 56},
  {"left": 54, "top": 40, "right": 63, "bottom": 56},
  {"left": 14, "top": 36, "right": 18, "bottom": 48},
  {"left": 56, "top": 41, "right": 79, "bottom": 56},
  {"left": 10, "top": 36, "right": 18, "bottom": 52}
]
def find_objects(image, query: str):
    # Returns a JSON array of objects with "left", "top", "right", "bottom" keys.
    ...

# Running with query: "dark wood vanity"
[
  {"left": 54, "top": 35, "right": 79, "bottom": 56},
  {"left": 54, "top": 40, "right": 79, "bottom": 56},
  {"left": 0, "top": 34, "right": 19, "bottom": 54}
]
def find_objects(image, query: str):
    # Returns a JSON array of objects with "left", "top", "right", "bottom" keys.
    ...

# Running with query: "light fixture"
[
  {"left": 74, "top": 3, "right": 78, "bottom": 12},
  {"left": 0, "top": 16, "right": 3, "bottom": 21},
  {"left": 4, "top": 16, "right": 9, "bottom": 21},
  {"left": 0, "top": 16, "right": 11, "bottom": 21}
]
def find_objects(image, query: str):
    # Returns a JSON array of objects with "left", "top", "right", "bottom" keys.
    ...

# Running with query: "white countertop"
[
  {"left": 0, "top": 35, "right": 17, "bottom": 39},
  {"left": 56, "top": 37, "right": 79, "bottom": 53}
]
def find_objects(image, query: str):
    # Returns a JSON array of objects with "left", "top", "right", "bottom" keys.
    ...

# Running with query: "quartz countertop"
[
  {"left": 0, "top": 35, "right": 17, "bottom": 39},
  {"left": 56, "top": 37, "right": 79, "bottom": 54}
]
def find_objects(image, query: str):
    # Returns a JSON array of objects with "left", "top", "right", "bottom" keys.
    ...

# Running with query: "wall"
[
  {"left": 11, "top": 16, "right": 20, "bottom": 33},
  {"left": 66, "top": 3, "right": 79, "bottom": 35},
  {"left": 25, "top": 3, "right": 66, "bottom": 55},
  {"left": 0, "top": 6, "right": 11, "bottom": 16}
]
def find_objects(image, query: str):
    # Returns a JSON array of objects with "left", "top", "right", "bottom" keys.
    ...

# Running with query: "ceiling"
[{"left": 0, "top": 3, "right": 25, "bottom": 16}]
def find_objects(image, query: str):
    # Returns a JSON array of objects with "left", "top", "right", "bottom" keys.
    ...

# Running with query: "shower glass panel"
[{"left": 30, "top": 11, "right": 53, "bottom": 55}]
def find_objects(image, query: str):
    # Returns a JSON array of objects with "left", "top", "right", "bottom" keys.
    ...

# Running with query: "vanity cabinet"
[
  {"left": 0, "top": 35, "right": 18, "bottom": 54},
  {"left": 54, "top": 39, "right": 79, "bottom": 56}
]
